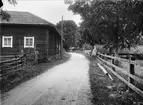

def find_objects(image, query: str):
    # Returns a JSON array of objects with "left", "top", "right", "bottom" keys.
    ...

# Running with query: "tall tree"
[
  {"left": 67, "top": 0, "right": 143, "bottom": 54},
  {"left": 0, "top": 0, "right": 17, "bottom": 7},
  {"left": 56, "top": 20, "right": 78, "bottom": 49},
  {"left": 0, "top": 0, "right": 17, "bottom": 21}
]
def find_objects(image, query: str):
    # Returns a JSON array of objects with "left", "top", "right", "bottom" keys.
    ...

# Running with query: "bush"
[
  {"left": 96, "top": 45, "right": 109, "bottom": 53},
  {"left": 82, "top": 43, "right": 93, "bottom": 50}
]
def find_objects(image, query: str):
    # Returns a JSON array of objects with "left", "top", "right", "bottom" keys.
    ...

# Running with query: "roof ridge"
[
  {"left": 1, "top": 10, "right": 55, "bottom": 26},
  {"left": 6, "top": 10, "right": 29, "bottom": 13}
]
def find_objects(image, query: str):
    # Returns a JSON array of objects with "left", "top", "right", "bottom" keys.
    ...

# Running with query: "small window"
[
  {"left": 2, "top": 36, "right": 13, "bottom": 48},
  {"left": 24, "top": 37, "right": 34, "bottom": 48}
]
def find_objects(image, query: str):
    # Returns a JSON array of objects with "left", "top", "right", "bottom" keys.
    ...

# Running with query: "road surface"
[{"left": 1, "top": 53, "right": 92, "bottom": 105}]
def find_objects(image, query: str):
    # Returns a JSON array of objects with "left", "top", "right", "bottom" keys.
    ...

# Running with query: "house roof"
[
  {"left": 1, "top": 11, "right": 63, "bottom": 38},
  {"left": 1, "top": 11, "right": 54, "bottom": 26}
]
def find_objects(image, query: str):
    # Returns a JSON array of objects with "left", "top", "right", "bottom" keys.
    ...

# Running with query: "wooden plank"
[
  {"left": 0, "top": 66, "right": 24, "bottom": 77},
  {"left": 98, "top": 53, "right": 115, "bottom": 59},
  {"left": 1, "top": 63, "right": 23, "bottom": 71},
  {"left": 98, "top": 52, "right": 137, "bottom": 65},
  {"left": 1, "top": 59, "right": 22, "bottom": 67},
  {"left": 0, "top": 58, "right": 20, "bottom": 64},
  {"left": 0, "top": 55, "right": 17, "bottom": 58},
  {"left": 0, "top": 55, "right": 23, "bottom": 64},
  {"left": 129, "top": 57, "right": 135, "bottom": 92},
  {"left": 97, "top": 56, "right": 143, "bottom": 85}
]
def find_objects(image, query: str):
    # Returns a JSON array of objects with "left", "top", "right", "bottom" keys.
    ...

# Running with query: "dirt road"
[{"left": 2, "top": 53, "right": 92, "bottom": 105}]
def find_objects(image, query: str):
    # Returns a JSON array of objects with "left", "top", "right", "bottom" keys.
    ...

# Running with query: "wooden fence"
[
  {"left": 119, "top": 53, "right": 143, "bottom": 60},
  {"left": 0, "top": 55, "right": 25, "bottom": 77},
  {"left": 97, "top": 52, "right": 143, "bottom": 98}
]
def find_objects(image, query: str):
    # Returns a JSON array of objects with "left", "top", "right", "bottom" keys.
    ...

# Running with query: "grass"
[
  {"left": 120, "top": 60, "right": 143, "bottom": 78},
  {"left": 87, "top": 56, "right": 143, "bottom": 105},
  {"left": 120, "top": 59, "right": 143, "bottom": 91},
  {"left": 136, "top": 45, "right": 143, "bottom": 53},
  {"left": 0, "top": 52, "right": 71, "bottom": 94},
  {"left": 95, "top": 45, "right": 143, "bottom": 54}
]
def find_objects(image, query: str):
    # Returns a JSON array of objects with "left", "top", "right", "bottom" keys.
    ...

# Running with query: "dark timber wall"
[
  {"left": 0, "top": 24, "right": 61, "bottom": 59},
  {"left": 48, "top": 33, "right": 61, "bottom": 56}
]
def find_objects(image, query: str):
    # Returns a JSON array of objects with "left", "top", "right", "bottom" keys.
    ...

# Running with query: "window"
[
  {"left": 24, "top": 37, "right": 34, "bottom": 48},
  {"left": 2, "top": 36, "right": 13, "bottom": 48}
]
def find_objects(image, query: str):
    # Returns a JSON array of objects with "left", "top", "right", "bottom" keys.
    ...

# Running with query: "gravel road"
[{"left": 2, "top": 53, "right": 92, "bottom": 105}]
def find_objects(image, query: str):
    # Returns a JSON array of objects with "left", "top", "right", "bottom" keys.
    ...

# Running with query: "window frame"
[
  {"left": 24, "top": 36, "right": 34, "bottom": 48},
  {"left": 2, "top": 36, "right": 13, "bottom": 48}
]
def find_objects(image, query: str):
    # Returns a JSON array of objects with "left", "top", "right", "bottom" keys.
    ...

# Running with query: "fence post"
[
  {"left": 102, "top": 53, "right": 105, "bottom": 59},
  {"left": 100, "top": 53, "right": 102, "bottom": 59},
  {"left": 128, "top": 56, "right": 135, "bottom": 92},
  {"left": 97, "top": 52, "right": 98, "bottom": 58},
  {"left": 111, "top": 54, "right": 115, "bottom": 71}
]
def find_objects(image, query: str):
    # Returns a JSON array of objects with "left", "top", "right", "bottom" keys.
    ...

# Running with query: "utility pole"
[{"left": 61, "top": 15, "right": 63, "bottom": 58}]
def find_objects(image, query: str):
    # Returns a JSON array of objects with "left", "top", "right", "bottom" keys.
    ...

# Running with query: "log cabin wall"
[
  {"left": 1, "top": 25, "right": 61, "bottom": 60},
  {"left": 1, "top": 25, "right": 47, "bottom": 56},
  {"left": 48, "top": 32, "right": 56, "bottom": 56},
  {"left": 0, "top": 34, "right": 1, "bottom": 56},
  {"left": 45, "top": 30, "right": 49, "bottom": 58},
  {"left": 48, "top": 32, "right": 61, "bottom": 56},
  {"left": 55, "top": 35, "right": 61, "bottom": 54}
]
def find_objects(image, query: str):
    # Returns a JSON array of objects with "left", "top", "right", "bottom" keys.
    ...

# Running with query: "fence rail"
[
  {"left": 104, "top": 53, "right": 143, "bottom": 60},
  {"left": 0, "top": 55, "right": 25, "bottom": 77},
  {"left": 97, "top": 52, "right": 143, "bottom": 98},
  {"left": 98, "top": 53, "right": 138, "bottom": 64}
]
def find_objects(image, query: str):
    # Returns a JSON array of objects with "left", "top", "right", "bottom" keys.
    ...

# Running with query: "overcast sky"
[{"left": 2, "top": 0, "right": 81, "bottom": 25}]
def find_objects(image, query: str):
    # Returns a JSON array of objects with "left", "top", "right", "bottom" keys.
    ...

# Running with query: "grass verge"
[{"left": 88, "top": 57, "right": 143, "bottom": 105}]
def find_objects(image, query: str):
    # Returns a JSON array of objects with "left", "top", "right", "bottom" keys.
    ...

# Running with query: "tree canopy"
[
  {"left": 67, "top": 0, "right": 143, "bottom": 53},
  {"left": 0, "top": 0, "right": 17, "bottom": 7},
  {"left": 56, "top": 20, "right": 78, "bottom": 49},
  {"left": 0, "top": 0, "right": 17, "bottom": 21}
]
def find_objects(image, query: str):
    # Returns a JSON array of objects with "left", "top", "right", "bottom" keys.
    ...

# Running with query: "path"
[{"left": 1, "top": 53, "right": 92, "bottom": 105}]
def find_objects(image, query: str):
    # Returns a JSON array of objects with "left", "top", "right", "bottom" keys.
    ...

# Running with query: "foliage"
[
  {"left": 56, "top": 20, "right": 78, "bottom": 48},
  {"left": 75, "top": 27, "right": 85, "bottom": 47},
  {"left": 0, "top": 0, "right": 17, "bottom": 21},
  {"left": 139, "top": 37, "right": 143, "bottom": 45},
  {"left": 0, "top": 0, "right": 17, "bottom": 7},
  {"left": 7, "top": 0, "right": 17, "bottom": 5},
  {"left": 0, "top": 0, "right": 3, "bottom": 7},
  {"left": 67, "top": 0, "right": 143, "bottom": 54},
  {"left": 82, "top": 43, "right": 92, "bottom": 50},
  {"left": 1, "top": 10, "right": 11, "bottom": 21}
]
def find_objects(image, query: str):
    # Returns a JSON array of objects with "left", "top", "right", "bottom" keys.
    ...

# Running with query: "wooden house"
[{"left": 0, "top": 11, "right": 62, "bottom": 61}]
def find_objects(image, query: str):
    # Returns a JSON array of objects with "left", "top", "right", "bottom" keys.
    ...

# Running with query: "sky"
[{"left": 2, "top": 0, "right": 81, "bottom": 26}]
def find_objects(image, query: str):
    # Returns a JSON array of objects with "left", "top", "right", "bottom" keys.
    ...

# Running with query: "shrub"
[{"left": 82, "top": 43, "right": 93, "bottom": 50}]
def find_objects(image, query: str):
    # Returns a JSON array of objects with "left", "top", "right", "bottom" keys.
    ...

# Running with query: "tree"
[
  {"left": 0, "top": 0, "right": 17, "bottom": 21},
  {"left": 0, "top": 0, "right": 3, "bottom": 7},
  {"left": 0, "top": 0, "right": 17, "bottom": 7},
  {"left": 56, "top": 20, "right": 78, "bottom": 49},
  {"left": 75, "top": 27, "right": 87, "bottom": 48},
  {"left": 67, "top": 0, "right": 143, "bottom": 54}
]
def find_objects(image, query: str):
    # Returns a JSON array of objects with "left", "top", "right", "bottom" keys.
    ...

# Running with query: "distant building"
[{"left": 0, "top": 11, "right": 62, "bottom": 60}]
